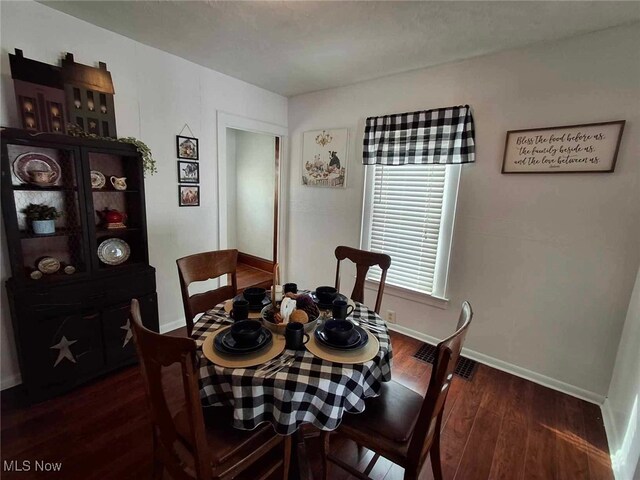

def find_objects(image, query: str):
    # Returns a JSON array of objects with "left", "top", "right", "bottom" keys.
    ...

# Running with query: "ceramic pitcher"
[{"left": 110, "top": 176, "right": 127, "bottom": 190}]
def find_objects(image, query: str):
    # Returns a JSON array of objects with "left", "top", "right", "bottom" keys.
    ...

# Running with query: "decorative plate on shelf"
[
  {"left": 37, "top": 256, "right": 60, "bottom": 274},
  {"left": 97, "top": 238, "right": 131, "bottom": 265},
  {"left": 13, "top": 152, "right": 62, "bottom": 185},
  {"left": 90, "top": 171, "right": 106, "bottom": 189}
]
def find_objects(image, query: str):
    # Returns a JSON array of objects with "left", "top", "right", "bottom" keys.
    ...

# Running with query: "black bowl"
[
  {"left": 316, "top": 286, "right": 338, "bottom": 304},
  {"left": 243, "top": 287, "right": 266, "bottom": 306},
  {"left": 230, "top": 320, "right": 262, "bottom": 345},
  {"left": 323, "top": 319, "right": 355, "bottom": 345}
]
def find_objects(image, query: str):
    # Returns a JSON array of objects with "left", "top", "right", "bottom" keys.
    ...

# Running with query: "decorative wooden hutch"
[{"left": 1, "top": 128, "right": 158, "bottom": 401}]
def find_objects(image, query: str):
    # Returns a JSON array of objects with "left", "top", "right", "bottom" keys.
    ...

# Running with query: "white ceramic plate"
[
  {"left": 97, "top": 238, "right": 131, "bottom": 265},
  {"left": 91, "top": 170, "right": 106, "bottom": 189}
]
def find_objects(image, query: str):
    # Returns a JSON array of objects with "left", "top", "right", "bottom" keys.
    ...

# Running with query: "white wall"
[
  {"left": 287, "top": 23, "right": 640, "bottom": 400},
  {"left": 0, "top": 1, "right": 287, "bottom": 389},
  {"left": 604, "top": 266, "right": 640, "bottom": 480},
  {"left": 233, "top": 129, "right": 275, "bottom": 260}
]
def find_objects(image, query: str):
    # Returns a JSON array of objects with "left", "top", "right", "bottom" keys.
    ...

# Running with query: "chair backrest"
[
  {"left": 334, "top": 246, "right": 391, "bottom": 314},
  {"left": 407, "top": 301, "right": 473, "bottom": 471},
  {"left": 273, "top": 262, "right": 280, "bottom": 286},
  {"left": 130, "top": 299, "right": 211, "bottom": 480},
  {"left": 177, "top": 249, "right": 238, "bottom": 336}
]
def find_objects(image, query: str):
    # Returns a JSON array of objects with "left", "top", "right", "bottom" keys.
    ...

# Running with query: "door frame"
[{"left": 216, "top": 111, "right": 288, "bottom": 274}]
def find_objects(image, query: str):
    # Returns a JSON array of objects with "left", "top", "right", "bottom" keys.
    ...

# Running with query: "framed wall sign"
[
  {"left": 302, "top": 128, "right": 348, "bottom": 188},
  {"left": 502, "top": 120, "right": 625, "bottom": 174}
]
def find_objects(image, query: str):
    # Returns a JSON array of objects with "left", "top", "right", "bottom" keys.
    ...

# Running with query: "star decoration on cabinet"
[
  {"left": 121, "top": 319, "right": 133, "bottom": 348},
  {"left": 50, "top": 336, "right": 77, "bottom": 367}
]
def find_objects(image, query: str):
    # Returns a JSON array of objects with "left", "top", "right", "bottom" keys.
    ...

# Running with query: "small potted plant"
[{"left": 22, "top": 203, "right": 62, "bottom": 235}]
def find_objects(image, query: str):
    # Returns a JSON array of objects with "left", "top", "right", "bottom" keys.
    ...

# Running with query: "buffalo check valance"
[{"left": 363, "top": 105, "right": 475, "bottom": 165}]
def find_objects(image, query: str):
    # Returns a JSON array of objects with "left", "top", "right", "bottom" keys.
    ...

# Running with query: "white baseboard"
[
  {"left": 388, "top": 323, "right": 606, "bottom": 405},
  {"left": 1, "top": 372, "right": 22, "bottom": 391},
  {"left": 601, "top": 399, "right": 621, "bottom": 480}
]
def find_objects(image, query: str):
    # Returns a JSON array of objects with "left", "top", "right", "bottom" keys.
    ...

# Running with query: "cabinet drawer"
[
  {"left": 13, "top": 282, "right": 103, "bottom": 310},
  {"left": 103, "top": 269, "right": 156, "bottom": 305}
]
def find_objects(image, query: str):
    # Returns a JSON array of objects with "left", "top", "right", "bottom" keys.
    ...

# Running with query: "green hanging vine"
[{"left": 67, "top": 124, "right": 157, "bottom": 176}]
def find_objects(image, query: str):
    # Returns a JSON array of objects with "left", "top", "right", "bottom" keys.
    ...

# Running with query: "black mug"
[
  {"left": 230, "top": 299, "right": 249, "bottom": 321},
  {"left": 283, "top": 283, "right": 298, "bottom": 294},
  {"left": 285, "top": 322, "right": 309, "bottom": 350},
  {"left": 332, "top": 299, "right": 354, "bottom": 320}
]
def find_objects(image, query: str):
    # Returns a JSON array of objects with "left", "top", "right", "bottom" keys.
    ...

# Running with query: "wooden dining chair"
[
  {"left": 334, "top": 246, "right": 391, "bottom": 314},
  {"left": 321, "top": 301, "right": 474, "bottom": 480},
  {"left": 177, "top": 249, "right": 238, "bottom": 336},
  {"left": 130, "top": 299, "right": 291, "bottom": 480}
]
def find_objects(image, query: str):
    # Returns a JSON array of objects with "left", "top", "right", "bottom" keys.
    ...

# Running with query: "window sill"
[{"left": 364, "top": 279, "right": 449, "bottom": 310}]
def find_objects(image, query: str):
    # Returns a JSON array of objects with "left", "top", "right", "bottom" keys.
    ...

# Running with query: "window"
[{"left": 360, "top": 163, "right": 460, "bottom": 300}]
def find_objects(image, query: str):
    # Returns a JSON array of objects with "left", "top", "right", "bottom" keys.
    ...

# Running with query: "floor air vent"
[{"left": 413, "top": 344, "right": 477, "bottom": 380}]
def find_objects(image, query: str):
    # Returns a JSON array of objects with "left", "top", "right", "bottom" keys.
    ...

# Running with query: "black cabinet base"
[{"left": 6, "top": 266, "right": 159, "bottom": 402}]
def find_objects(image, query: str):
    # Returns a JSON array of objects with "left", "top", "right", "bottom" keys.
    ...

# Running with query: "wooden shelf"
[
  {"left": 91, "top": 188, "right": 139, "bottom": 193},
  {"left": 97, "top": 260, "right": 146, "bottom": 271},
  {"left": 20, "top": 227, "right": 80, "bottom": 239},
  {"left": 26, "top": 270, "right": 86, "bottom": 282},
  {"left": 13, "top": 185, "right": 77, "bottom": 192},
  {"left": 95, "top": 227, "right": 140, "bottom": 237}
]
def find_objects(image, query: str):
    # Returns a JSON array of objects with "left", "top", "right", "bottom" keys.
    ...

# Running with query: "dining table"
[{"left": 192, "top": 293, "right": 393, "bottom": 437}]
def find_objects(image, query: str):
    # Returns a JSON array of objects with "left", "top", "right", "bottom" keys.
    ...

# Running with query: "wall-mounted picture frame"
[
  {"left": 177, "top": 160, "right": 199, "bottom": 184},
  {"left": 179, "top": 185, "right": 200, "bottom": 207},
  {"left": 176, "top": 135, "right": 199, "bottom": 160},
  {"left": 302, "top": 128, "right": 348, "bottom": 188},
  {"left": 502, "top": 120, "right": 625, "bottom": 174}
]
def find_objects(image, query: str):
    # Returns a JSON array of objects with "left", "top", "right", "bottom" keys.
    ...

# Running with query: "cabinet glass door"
[
  {"left": 85, "top": 150, "right": 148, "bottom": 271},
  {"left": 5, "top": 143, "right": 88, "bottom": 282}
]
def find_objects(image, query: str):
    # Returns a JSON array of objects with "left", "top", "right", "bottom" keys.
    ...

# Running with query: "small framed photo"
[
  {"left": 177, "top": 160, "right": 199, "bottom": 183},
  {"left": 179, "top": 185, "right": 200, "bottom": 207},
  {"left": 176, "top": 135, "right": 199, "bottom": 160}
]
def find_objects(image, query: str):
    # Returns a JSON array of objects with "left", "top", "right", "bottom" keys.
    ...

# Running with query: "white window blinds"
[{"left": 365, "top": 163, "right": 449, "bottom": 296}]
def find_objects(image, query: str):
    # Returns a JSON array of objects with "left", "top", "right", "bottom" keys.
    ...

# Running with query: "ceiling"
[{"left": 41, "top": 1, "right": 640, "bottom": 97}]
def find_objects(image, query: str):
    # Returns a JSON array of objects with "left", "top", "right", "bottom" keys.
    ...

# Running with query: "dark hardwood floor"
[{"left": 1, "top": 330, "right": 613, "bottom": 480}]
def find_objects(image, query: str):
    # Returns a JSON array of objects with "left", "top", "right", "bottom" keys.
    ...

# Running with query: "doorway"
[{"left": 216, "top": 112, "right": 287, "bottom": 289}]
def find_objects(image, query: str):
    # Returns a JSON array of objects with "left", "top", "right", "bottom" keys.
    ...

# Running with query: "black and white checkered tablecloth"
[{"left": 192, "top": 299, "right": 393, "bottom": 435}]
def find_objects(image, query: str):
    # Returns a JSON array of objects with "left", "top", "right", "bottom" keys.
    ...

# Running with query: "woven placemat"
[
  {"left": 305, "top": 328, "right": 380, "bottom": 364},
  {"left": 202, "top": 326, "right": 285, "bottom": 368}
]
